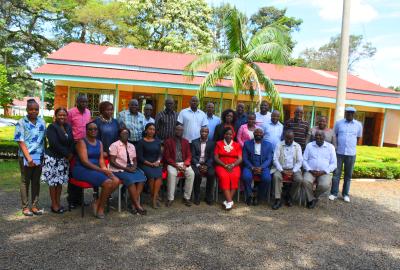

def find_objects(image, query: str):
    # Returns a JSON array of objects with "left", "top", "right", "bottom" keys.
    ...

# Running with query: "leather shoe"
[
  {"left": 307, "top": 199, "right": 318, "bottom": 209},
  {"left": 182, "top": 198, "right": 192, "bottom": 207},
  {"left": 245, "top": 196, "right": 252, "bottom": 206},
  {"left": 252, "top": 197, "right": 259, "bottom": 206},
  {"left": 286, "top": 197, "right": 293, "bottom": 207},
  {"left": 165, "top": 200, "right": 173, "bottom": 207},
  {"left": 272, "top": 199, "right": 282, "bottom": 210}
]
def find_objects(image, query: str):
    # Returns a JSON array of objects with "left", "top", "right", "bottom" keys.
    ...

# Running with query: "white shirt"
[
  {"left": 255, "top": 111, "right": 271, "bottom": 129},
  {"left": 254, "top": 142, "right": 261, "bottom": 155},
  {"left": 273, "top": 141, "right": 303, "bottom": 173},
  {"left": 177, "top": 108, "right": 208, "bottom": 143},
  {"left": 199, "top": 141, "right": 207, "bottom": 163},
  {"left": 263, "top": 120, "right": 283, "bottom": 151},
  {"left": 303, "top": 141, "right": 337, "bottom": 174},
  {"left": 247, "top": 129, "right": 254, "bottom": 141}
]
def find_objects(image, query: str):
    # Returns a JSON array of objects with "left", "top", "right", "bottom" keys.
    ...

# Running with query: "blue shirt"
[
  {"left": 335, "top": 119, "right": 363, "bottom": 156},
  {"left": 94, "top": 117, "right": 119, "bottom": 153},
  {"left": 207, "top": 114, "right": 221, "bottom": 140},
  {"left": 177, "top": 108, "right": 208, "bottom": 143},
  {"left": 263, "top": 120, "right": 283, "bottom": 151},
  {"left": 235, "top": 113, "right": 248, "bottom": 131},
  {"left": 118, "top": 110, "right": 145, "bottom": 142},
  {"left": 14, "top": 116, "right": 46, "bottom": 159}
]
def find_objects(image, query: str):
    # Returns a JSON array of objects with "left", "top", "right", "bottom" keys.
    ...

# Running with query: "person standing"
[
  {"left": 263, "top": 110, "right": 284, "bottom": 151},
  {"left": 155, "top": 97, "right": 178, "bottom": 141},
  {"left": 14, "top": 99, "right": 46, "bottom": 216},
  {"left": 118, "top": 99, "right": 145, "bottom": 145},
  {"left": 94, "top": 101, "right": 119, "bottom": 157},
  {"left": 41, "top": 107, "right": 74, "bottom": 214},
  {"left": 205, "top": 102, "right": 221, "bottom": 141},
  {"left": 177, "top": 96, "right": 208, "bottom": 143},
  {"left": 329, "top": 107, "right": 363, "bottom": 203},
  {"left": 236, "top": 113, "right": 260, "bottom": 147},
  {"left": 163, "top": 124, "right": 195, "bottom": 207},
  {"left": 214, "top": 127, "right": 242, "bottom": 210},
  {"left": 271, "top": 130, "right": 303, "bottom": 210},
  {"left": 255, "top": 101, "right": 271, "bottom": 129},
  {"left": 213, "top": 109, "right": 237, "bottom": 141},
  {"left": 191, "top": 127, "right": 215, "bottom": 205},
  {"left": 242, "top": 128, "right": 273, "bottom": 205},
  {"left": 234, "top": 103, "right": 248, "bottom": 132},
  {"left": 310, "top": 116, "right": 337, "bottom": 148},
  {"left": 67, "top": 94, "right": 91, "bottom": 208},
  {"left": 301, "top": 130, "right": 337, "bottom": 209},
  {"left": 284, "top": 106, "right": 310, "bottom": 152},
  {"left": 143, "top": 103, "right": 155, "bottom": 126},
  {"left": 137, "top": 123, "right": 163, "bottom": 209}
]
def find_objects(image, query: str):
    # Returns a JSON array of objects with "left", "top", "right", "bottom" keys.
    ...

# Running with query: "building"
[{"left": 32, "top": 42, "right": 400, "bottom": 147}]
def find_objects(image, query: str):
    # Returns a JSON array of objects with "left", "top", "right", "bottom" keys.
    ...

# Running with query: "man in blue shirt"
[
  {"left": 205, "top": 102, "right": 221, "bottom": 140},
  {"left": 234, "top": 102, "right": 247, "bottom": 132},
  {"left": 263, "top": 110, "right": 283, "bottom": 151},
  {"left": 329, "top": 107, "right": 363, "bottom": 203}
]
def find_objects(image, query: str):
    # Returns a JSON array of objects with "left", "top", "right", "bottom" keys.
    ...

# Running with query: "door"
[{"left": 362, "top": 117, "right": 374, "bottom": 145}]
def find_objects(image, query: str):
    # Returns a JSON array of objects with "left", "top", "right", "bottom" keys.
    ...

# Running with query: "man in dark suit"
[
  {"left": 191, "top": 127, "right": 216, "bottom": 205},
  {"left": 242, "top": 128, "right": 273, "bottom": 205}
]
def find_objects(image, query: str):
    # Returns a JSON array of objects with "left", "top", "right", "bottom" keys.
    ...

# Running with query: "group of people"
[{"left": 14, "top": 94, "right": 362, "bottom": 218}]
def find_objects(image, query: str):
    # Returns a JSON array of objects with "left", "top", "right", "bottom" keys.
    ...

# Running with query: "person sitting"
[
  {"left": 137, "top": 123, "right": 163, "bottom": 209},
  {"left": 191, "top": 127, "right": 215, "bottom": 205},
  {"left": 214, "top": 127, "right": 242, "bottom": 210},
  {"left": 213, "top": 109, "right": 237, "bottom": 141},
  {"left": 72, "top": 122, "right": 120, "bottom": 219},
  {"left": 237, "top": 113, "right": 261, "bottom": 147},
  {"left": 242, "top": 128, "right": 273, "bottom": 206},
  {"left": 271, "top": 130, "right": 303, "bottom": 210},
  {"left": 163, "top": 124, "right": 195, "bottom": 207},
  {"left": 109, "top": 128, "right": 147, "bottom": 215},
  {"left": 300, "top": 130, "right": 337, "bottom": 209}
]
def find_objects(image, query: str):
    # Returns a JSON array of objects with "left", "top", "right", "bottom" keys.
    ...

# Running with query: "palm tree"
[{"left": 184, "top": 8, "right": 291, "bottom": 112}]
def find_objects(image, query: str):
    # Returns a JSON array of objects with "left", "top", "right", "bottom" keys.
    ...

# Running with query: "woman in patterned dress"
[{"left": 41, "top": 108, "right": 74, "bottom": 214}]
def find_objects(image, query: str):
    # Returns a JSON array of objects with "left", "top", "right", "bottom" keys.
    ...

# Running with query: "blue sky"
[{"left": 207, "top": 0, "right": 400, "bottom": 87}]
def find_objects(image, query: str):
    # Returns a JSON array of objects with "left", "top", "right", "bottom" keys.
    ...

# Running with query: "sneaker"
[
  {"left": 343, "top": 196, "right": 350, "bottom": 203},
  {"left": 225, "top": 201, "right": 233, "bottom": 210},
  {"left": 328, "top": 195, "right": 337, "bottom": 201}
]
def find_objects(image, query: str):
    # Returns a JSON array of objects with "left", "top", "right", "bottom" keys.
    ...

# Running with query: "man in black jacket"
[{"left": 191, "top": 127, "right": 215, "bottom": 205}]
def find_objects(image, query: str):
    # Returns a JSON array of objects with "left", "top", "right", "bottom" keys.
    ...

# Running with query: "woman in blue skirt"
[
  {"left": 73, "top": 122, "right": 120, "bottom": 219},
  {"left": 109, "top": 128, "right": 147, "bottom": 215}
]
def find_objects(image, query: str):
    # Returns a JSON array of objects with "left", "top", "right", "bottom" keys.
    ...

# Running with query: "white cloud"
[{"left": 311, "top": 0, "right": 378, "bottom": 24}]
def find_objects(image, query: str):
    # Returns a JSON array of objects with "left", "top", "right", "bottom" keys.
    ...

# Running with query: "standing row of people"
[{"left": 14, "top": 94, "right": 362, "bottom": 216}]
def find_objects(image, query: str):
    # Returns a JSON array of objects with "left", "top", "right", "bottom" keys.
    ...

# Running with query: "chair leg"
[
  {"left": 81, "top": 190, "right": 84, "bottom": 218},
  {"left": 118, "top": 184, "right": 122, "bottom": 213},
  {"left": 215, "top": 178, "right": 219, "bottom": 202}
]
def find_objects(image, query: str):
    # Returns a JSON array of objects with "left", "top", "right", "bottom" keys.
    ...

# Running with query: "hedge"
[
  {"left": 0, "top": 115, "right": 53, "bottom": 124},
  {"left": 0, "top": 140, "right": 18, "bottom": 159}
]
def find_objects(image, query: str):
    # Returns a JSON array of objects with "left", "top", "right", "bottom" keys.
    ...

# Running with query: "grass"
[{"left": 0, "top": 160, "right": 20, "bottom": 191}]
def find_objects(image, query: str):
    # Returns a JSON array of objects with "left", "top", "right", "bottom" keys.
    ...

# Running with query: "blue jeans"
[{"left": 331, "top": 154, "right": 356, "bottom": 197}]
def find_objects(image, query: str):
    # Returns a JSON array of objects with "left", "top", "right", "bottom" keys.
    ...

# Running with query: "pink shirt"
[
  {"left": 67, "top": 107, "right": 91, "bottom": 141},
  {"left": 237, "top": 124, "right": 261, "bottom": 147},
  {"left": 109, "top": 140, "right": 137, "bottom": 172}
]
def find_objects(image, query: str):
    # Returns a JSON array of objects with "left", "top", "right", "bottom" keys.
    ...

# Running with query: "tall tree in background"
[
  {"left": 185, "top": 8, "right": 291, "bottom": 112},
  {"left": 389, "top": 86, "right": 400, "bottom": 92},
  {"left": 0, "top": 64, "right": 13, "bottom": 116},
  {"left": 250, "top": 6, "right": 302, "bottom": 50},
  {"left": 297, "top": 34, "right": 376, "bottom": 72},
  {"left": 210, "top": 3, "right": 239, "bottom": 53}
]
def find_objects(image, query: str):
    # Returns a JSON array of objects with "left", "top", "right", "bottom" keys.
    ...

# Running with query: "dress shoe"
[
  {"left": 245, "top": 196, "right": 252, "bottom": 206},
  {"left": 307, "top": 199, "right": 318, "bottom": 209},
  {"left": 272, "top": 199, "right": 282, "bottom": 210},
  {"left": 252, "top": 197, "right": 259, "bottom": 206},
  {"left": 165, "top": 200, "right": 173, "bottom": 207},
  {"left": 183, "top": 198, "right": 192, "bottom": 207},
  {"left": 286, "top": 197, "right": 293, "bottom": 207},
  {"left": 193, "top": 198, "right": 200, "bottom": 205}
]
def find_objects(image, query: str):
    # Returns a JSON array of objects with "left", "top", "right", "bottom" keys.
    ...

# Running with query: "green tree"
[
  {"left": 297, "top": 34, "right": 376, "bottom": 71},
  {"left": 185, "top": 8, "right": 291, "bottom": 112},
  {"left": 0, "top": 64, "right": 13, "bottom": 116},
  {"left": 210, "top": 3, "right": 239, "bottom": 53},
  {"left": 250, "top": 6, "right": 302, "bottom": 50},
  {"left": 389, "top": 86, "right": 400, "bottom": 92}
]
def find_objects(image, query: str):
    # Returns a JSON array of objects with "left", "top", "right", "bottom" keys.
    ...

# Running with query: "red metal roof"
[{"left": 33, "top": 42, "right": 400, "bottom": 106}]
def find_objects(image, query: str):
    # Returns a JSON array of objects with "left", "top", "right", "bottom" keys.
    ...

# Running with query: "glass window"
[
  {"left": 70, "top": 87, "right": 115, "bottom": 117},
  {"left": 304, "top": 106, "right": 329, "bottom": 127},
  {"left": 201, "top": 97, "right": 231, "bottom": 116}
]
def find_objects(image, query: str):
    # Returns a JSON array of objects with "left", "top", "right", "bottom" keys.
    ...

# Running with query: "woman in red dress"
[{"left": 214, "top": 127, "right": 242, "bottom": 210}]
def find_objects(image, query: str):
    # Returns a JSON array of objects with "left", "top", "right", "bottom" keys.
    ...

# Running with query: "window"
[
  {"left": 201, "top": 97, "right": 231, "bottom": 116},
  {"left": 304, "top": 106, "right": 329, "bottom": 127},
  {"left": 70, "top": 87, "right": 115, "bottom": 117}
]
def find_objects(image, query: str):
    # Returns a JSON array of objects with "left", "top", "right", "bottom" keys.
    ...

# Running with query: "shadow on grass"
[{"left": 1, "top": 182, "right": 399, "bottom": 269}]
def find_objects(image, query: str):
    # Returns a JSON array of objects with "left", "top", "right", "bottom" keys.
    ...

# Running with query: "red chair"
[
  {"left": 161, "top": 168, "right": 186, "bottom": 200},
  {"left": 68, "top": 157, "right": 110, "bottom": 217}
]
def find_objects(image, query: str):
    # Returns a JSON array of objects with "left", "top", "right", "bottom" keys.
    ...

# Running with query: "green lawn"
[
  {"left": 0, "top": 161, "right": 20, "bottom": 191},
  {"left": 0, "top": 126, "right": 15, "bottom": 141}
]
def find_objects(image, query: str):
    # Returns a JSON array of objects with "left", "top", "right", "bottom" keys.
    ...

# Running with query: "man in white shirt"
[
  {"left": 271, "top": 130, "right": 303, "bottom": 210},
  {"left": 255, "top": 100, "right": 271, "bottom": 128},
  {"left": 300, "top": 130, "right": 337, "bottom": 209},
  {"left": 263, "top": 110, "right": 283, "bottom": 151},
  {"left": 143, "top": 103, "right": 155, "bottom": 126},
  {"left": 177, "top": 96, "right": 208, "bottom": 143}
]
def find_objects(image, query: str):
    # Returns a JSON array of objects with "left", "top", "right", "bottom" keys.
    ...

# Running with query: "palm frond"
[
  {"left": 245, "top": 42, "right": 290, "bottom": 65},
  {"left": 197, "top": 63, "right": 230, "bottom": 101},
  {"left": 183, "top": 53, "right": 232, "bottom": 80},
  {"left": 224, "top": 8, "right": 248, "bottom": 56}
]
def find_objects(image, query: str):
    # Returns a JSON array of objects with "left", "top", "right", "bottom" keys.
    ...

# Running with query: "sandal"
[
  {"left": 31, "top": 208, "right": 44, "bottom": 215},
  {"left": 22, "top": 208, "right": 33, "bottom": 216},
  {"left": 136, "top": 208, "right": 147, "bottom": 215},
  {"left": 51, "top": 207, "right": 65, "bottom": 214}
]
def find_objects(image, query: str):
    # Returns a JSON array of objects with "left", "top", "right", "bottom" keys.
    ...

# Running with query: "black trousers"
[{"left": 192, "top": 165, "right": 215, "bottom": 203}]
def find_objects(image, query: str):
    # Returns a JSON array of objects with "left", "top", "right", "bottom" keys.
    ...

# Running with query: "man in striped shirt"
[
  {"left": 155, "top": 97, "right": 178, "bottom": 141},
  {"left": 284, "top": 106, "right": 310, "bottom": 152}
]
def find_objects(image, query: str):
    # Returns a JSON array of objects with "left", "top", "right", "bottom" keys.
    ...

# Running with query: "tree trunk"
[{"left": 2, "top": 104, "right": 11, "bottom": 117}]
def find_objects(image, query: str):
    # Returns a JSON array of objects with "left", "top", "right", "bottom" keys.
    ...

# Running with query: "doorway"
[{"left": 362, "top": 117, "right": 374, "bottom": 145}]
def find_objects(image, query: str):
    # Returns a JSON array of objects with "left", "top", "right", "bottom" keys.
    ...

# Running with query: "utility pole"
[{"left": 334, "top": 0, "right": 351, "bottom": 123}]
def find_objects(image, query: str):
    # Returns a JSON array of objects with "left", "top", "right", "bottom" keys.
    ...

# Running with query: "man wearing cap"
[{"left": 329, "top": 107, "right": 363, "bottom": 203}]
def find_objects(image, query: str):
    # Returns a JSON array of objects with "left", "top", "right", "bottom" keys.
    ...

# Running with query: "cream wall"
[{"left": 384, "top": 109, "right": 400, "bottom": 146}]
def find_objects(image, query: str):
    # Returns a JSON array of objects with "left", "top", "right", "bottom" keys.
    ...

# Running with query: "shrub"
[
  {"left": 0, "top": 140, "right": 18, "bottom": 159},
  {"left": 353, "top": 163, "right": 400, "bottom": 179}
]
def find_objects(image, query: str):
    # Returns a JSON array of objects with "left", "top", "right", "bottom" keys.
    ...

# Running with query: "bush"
[
  {"left": 353, "top": 164, "right": 400, "bottom": 179},
  {"left": 0, "top": 115, "right": 53, "bottom": 124},
  {"left": 0, "top": 140, "right": 18, "bottom": 159}
]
